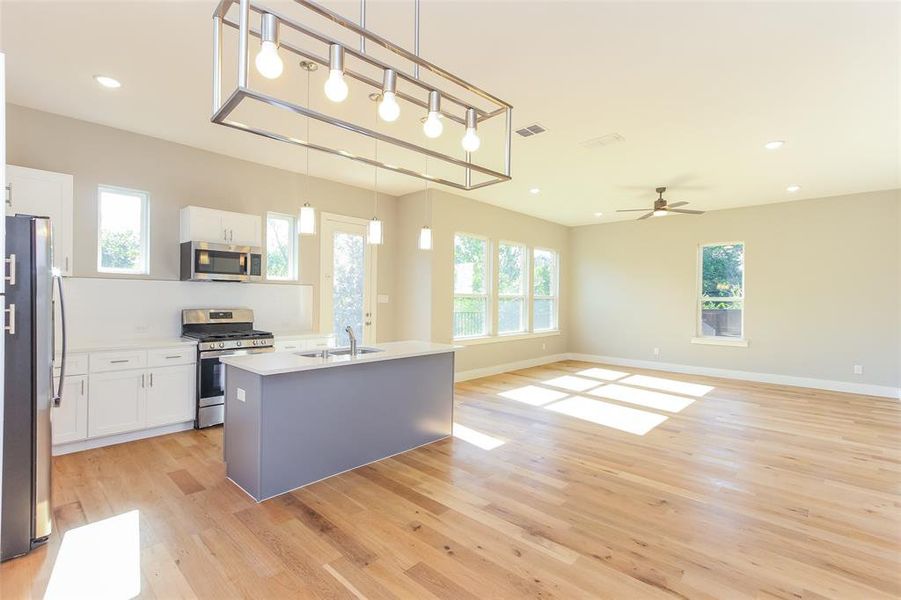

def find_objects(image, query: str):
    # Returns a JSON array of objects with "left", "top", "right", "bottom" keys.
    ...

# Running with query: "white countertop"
[
  {"left": 219, "top": 340, "right": 458, "bottom": 376},
  {"left": 65, "top": 338, "right": 197, "bottom": 354}
]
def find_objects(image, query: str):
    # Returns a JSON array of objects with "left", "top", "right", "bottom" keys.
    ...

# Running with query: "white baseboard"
[
  {"left": 455, "top": 354, "right": 569, "bottom": 382},
  {"left": 52, "top": 421, "right": 196, "bottom": 456},
  {"left": 566, "top": 353, "right": 901, "bottom": 399}
]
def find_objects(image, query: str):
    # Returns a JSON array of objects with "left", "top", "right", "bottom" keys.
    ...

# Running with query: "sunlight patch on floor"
[
  {"left": 541, "top": 375, "right": 599, "bottom": 392},
  {"left": 45, "top": 510, "right": 141, "bottom": 600},
  {"left": 498, "top": 385, "right": 569, "bottom": 406},
  {"left": 453, "top": 423, "right": 505, "bottom": 450},
  {"left": 544, "top": 396, "right": 668, "bottom": 435},
  {"left": 587, "top": 384, "right": 696, "bottom": 413},
  {"left": 621, "top": 374, "right": 714, "bottom": 397},
  {"left": 576, "top": 367, "right": 630, "bottom": 381}
]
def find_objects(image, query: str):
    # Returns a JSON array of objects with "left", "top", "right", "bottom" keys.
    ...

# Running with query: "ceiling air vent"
[{"left": 515, "top": 123, "right": 547, "bottom": 138}]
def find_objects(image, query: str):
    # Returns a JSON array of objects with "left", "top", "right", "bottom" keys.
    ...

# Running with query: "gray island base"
[{"left": 223, "top": 346, "right": 455, "bottom": 501}]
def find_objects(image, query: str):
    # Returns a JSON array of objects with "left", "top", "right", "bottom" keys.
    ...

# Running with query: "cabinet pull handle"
[
  {"left": 165, "top": 355, "right": 181, "bottom": 359},
  {"left": 5, "top": 183, "right": 11, "bottom": 207},
  {"left": 149, "top": 373, "right": 153, "bottom": 387},
  {"left": 4, "top": 303, "right": 15, "bottom": 335},
  {"left": 4, "top": 254, "right": 16, "bottom": 286},
  {"left": 141, "top": 373, "right": 145, "bottom": 388},
  {"left": 110, "top": 359, "right": 129, "bottom": 364},
  {"left": 65, "top": 257, "right": 69, "bottom": 272},
  {"left": 81, "top": 379, "right": 85, "bottom": 395}
]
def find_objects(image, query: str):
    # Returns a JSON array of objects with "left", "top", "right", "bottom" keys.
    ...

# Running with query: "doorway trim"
[{"left": 319, "top": 212, "right": 379, "bottom": 343}]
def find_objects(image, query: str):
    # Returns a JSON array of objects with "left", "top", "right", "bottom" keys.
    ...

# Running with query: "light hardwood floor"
[{"left": 2, "top": 360, "right": 899, "bottom": 599}]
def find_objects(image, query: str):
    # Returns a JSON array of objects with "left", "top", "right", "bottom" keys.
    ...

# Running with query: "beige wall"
[
  {"left": 7, "top": 105, "right": 397, "bottom": 340},
  {"left": 570, "top": 189, "right": 901, "bottom": 388},
  {"left": 396, "top": 188, "right": 570, "bottom": 373}
]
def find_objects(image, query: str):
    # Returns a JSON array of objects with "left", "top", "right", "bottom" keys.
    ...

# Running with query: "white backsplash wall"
[{"left": 60, "top": 278, "right": 313, "bottom": 345}]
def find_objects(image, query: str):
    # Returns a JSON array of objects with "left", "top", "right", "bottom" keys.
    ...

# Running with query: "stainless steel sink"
[{"left": 296, "top": 346, "right": 383, "bottom": 358}]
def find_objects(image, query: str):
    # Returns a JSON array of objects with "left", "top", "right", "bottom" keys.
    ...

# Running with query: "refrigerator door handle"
[
  {"left": 4, "top": 253, "right": 16, "bottom": 286},
  {"left": 4, "top": 303, "right": 15, "bottom": 335},
  {"left": 53, "top": 274, "right": 67, "bottom": 407}
]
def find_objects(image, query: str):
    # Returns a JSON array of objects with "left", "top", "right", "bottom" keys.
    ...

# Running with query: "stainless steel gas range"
[{"left": 181, "top": 308, "right": 274, "bottom": 428}]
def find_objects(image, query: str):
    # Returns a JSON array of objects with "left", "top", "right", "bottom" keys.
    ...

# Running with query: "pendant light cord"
[{"left": 305, "top": 68, "right": 311, "bottom": 204}]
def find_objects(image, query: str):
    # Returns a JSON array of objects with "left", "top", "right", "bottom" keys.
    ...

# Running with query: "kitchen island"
[{"left": 219, "top": 341, "right": 456, "bottom": 501}]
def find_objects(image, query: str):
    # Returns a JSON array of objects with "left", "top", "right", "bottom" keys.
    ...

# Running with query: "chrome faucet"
[{"left": 345, "top": 325, "right": 357, "bottom": 356}]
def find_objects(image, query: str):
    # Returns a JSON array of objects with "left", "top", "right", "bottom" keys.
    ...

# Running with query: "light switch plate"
[
  {"left": 236, "top": 388, "right": 246, "bottom": 402},
  {"left": 378, "top": 294, "right": 389, "bottom": 304}
]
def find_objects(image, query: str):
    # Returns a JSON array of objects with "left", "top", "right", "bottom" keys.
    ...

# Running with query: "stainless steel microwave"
[{"left": 180, "top": 241, "right": 262, "bottom": 282}]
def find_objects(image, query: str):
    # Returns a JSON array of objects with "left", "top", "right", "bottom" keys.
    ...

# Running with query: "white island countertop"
[{"left": 219, "top": 340, "right": 459, "bottom": 376}]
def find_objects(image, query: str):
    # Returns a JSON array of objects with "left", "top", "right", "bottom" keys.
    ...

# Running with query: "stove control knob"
[
  {"left": 236, "top": 341, "right": 242, "bottom": 347},
  {"left": 218, "top": 342, "right": 225, "bottom": 349},
  {"left": 252, "top": 340, "right": 258, "bottom": 346}
]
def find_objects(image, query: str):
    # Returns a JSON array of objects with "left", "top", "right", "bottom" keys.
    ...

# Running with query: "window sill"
[
  {"left": 454, "top": 331, "right": 561, "bottom": 346},
  {"left": 690, "top": 336, "right": 749, "bottom": 348}
]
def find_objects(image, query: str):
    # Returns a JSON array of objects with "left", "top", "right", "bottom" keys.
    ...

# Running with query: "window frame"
[
  {"left": 694, "top": 241, "right": 746, "bottom": 345},
  {"left": 265, "top": 211, "right": 299, "bottom": 281},
  {"left": 532, "top": 246, "right": 560, "bottom": 333},
  {"left": 453, "top": 232, "right": 492, "bottom": 340},
  {"left": 96, "top": 184, "right": 151, "bottom": 275},
  {"left": 497, "top": 240, "right": 529, "bottom": 336}
]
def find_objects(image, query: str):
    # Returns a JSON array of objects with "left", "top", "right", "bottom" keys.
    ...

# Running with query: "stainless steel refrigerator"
[{"left": 1, "top": 214, "right": 66, "bottom": 561}]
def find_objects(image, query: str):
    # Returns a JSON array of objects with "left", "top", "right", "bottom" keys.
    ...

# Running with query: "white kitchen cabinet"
[
  {"left": 179, "top": 205, "right": 261, "bottom": 247},
  {"left": 6, "top": 165, "right": 74, "bottom": 275},
  {"left": 88, "top": 369, "right": 147, "bottom": 438},
  {"left": 52, "top": 375, "right": 88, "bottom": 444},
  {"left": 146, "top": 364, "right": 195, "bottom": 427}
]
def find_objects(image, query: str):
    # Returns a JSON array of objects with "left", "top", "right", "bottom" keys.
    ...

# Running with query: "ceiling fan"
[{"left": 617, "top": 187, "right": 705, "bottom": 220}]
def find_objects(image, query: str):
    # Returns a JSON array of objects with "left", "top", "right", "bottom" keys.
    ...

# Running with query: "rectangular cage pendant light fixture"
[{"left": 211, "top": 0, "right": 513, "bottom": 191}]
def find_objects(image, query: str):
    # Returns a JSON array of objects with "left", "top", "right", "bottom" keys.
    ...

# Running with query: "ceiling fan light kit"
[{"left": 211, "top": 0, "right": 513, "bottom": 190}]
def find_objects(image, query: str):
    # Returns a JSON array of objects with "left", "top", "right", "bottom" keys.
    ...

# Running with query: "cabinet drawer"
[
  {"left": 90, "top": 350, "right": 147, "bottom": 373},
  {"left": 54, "top": 353, "right": 88, "bottom": 377},
  {"left": 147, "top": 346, "right": 196, "bottom": 367}
]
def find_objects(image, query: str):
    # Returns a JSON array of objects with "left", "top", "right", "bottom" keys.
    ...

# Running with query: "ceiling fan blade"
[
  {"left": 668, "top": 201, "right": 689, "bottom": 208},
  {"left": 617, "top": 208, "right": 652, "bottom": 212},
  {"left": 637, "top": 212, "right": 654, "bottom": 220},
  {"left": 669, "top": 208, "right": 705, "bottom": 215}
]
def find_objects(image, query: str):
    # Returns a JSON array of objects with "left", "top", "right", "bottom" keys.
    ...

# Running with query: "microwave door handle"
[{"left": 53, "top": 274, "right": 67, "bottom": 407}]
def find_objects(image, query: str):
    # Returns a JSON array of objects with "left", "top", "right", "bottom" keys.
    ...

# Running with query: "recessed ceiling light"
[
  {"left": 93, "top": 75, "right": 122, "bottom": 89},
  {"left": 764, "top": 140, "right": 785, "bottom": 150},
  {"left": 786, "top": 184, "right": 801, "bottom": 193},
  {"left": 529, "top": 188, "right": 540, "bottom": 195},
  {"left": 594, "top": 212, "right": 603, "bottom": 217}
]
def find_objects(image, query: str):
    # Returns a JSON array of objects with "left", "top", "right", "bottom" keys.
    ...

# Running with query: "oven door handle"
[{"left": 199, "top": 347, "right": 275, "bottom": 359}]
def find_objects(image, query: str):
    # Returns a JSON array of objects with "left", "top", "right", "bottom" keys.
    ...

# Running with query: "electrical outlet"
[
  {"left": 653, "top": 347, "right": 660, "bottom": 358},
  {"left": 853, "top": 364, "right": 863, "bottom": 375},
  {"left": 237, "top": 388, "right": 246, "bottom": 402}
]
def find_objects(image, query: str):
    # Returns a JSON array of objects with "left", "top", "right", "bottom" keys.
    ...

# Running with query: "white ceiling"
[{"left": 2, "top": 0, "right": 899, "bottom": 226}]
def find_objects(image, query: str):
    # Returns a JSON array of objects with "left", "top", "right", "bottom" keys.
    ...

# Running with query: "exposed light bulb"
[
  {"left": 423, "top": 91, "right": 443, "bottom": 138},
  {"left": 368, "top": 218, "right": 383, "bottom": 245},
  {"left": 418, "top": 226, "right": 432, "bottom": 250},
  {"left": 378, "top": 91, "right": 400, "bottom": 122},
  {"left": 462, "top": 129, "right": 481, "bottom": 152},
  {"left": 423, "top": 112, "right": 443, "bottom": 138},
  {"left": 461, "top": 107, "right": 480, "bottom": 152},
  {"left": 255, "top": 41, "right": 284, "bottom": 79},
  {"left": 324, "top": 44, "right": 348, "bottom": 102}
]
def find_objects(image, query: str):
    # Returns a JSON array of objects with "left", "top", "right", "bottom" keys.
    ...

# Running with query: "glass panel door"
[{"left": 320, "top": 215, "right": 375, "bottom": 345}]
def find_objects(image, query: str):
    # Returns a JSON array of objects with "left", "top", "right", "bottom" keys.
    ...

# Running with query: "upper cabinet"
[
  {"left": 179, "top": 205, "right": 262, "bottom": 247},
  {"left": 6, "top": 165, "right": 74, "bottom": 276}
]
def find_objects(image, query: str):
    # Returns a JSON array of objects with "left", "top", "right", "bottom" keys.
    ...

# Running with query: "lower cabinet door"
[
  {"left": 146, "top": 364, "right": 195, "bottom": 427},
  {"left": 52, "top": 375, "right": 88, "bottom": 444},
  {"left": 88, "top": 369, "right": 147, "bottom": 438}
]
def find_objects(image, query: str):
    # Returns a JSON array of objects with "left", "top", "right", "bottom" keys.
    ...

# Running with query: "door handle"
[
  {"left": 5, "top": 183, "right": 11, "bottom": 207},
  {"left": 4, "top": 254, "right": 15, "bottom": 286},
  {"left": 4, "top": 303, "right": 15, "bottom": 335}
]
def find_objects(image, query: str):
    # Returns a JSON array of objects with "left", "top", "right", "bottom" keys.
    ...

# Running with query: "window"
[
  {"left": 498, "top": 242, "right": 527, "bottom": 334},
  {"left": 533, "top": 248, "right": 559, "bottom": 331},
  {"left": 698, "top": 242, "right": 744, "bottom": 339},
  {"left": 97, "top": 185, "right": 149, "bottom": 275},
  {"left": 454, "top": 233, "right": 490, "bottom": 338},
  {"left": 266, "top": 212, "right": 298, "bottom": 280}
]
